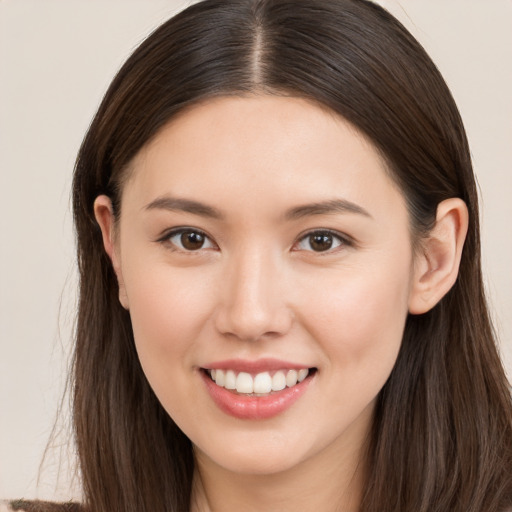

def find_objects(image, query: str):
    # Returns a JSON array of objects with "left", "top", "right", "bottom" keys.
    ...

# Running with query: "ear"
[
  {"left": 94, "top": 195, "right": 129, "bottom": 309},
  {"left": 408, "top": 198, "right": 469, "bottom": 315}
]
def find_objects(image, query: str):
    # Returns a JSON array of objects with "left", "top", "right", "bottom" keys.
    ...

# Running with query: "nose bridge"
[{"left": 215, "top": 244, "right": 291, "bottom": 341}]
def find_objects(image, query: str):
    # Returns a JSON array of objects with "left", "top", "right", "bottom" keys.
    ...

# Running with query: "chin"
[{"left": 194, "top": 434, "right": 312, "bottom": 476}]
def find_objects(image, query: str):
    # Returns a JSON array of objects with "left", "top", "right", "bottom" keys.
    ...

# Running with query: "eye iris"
[
  {"left": 309, "top": 233, "right": 333, "bottom": 252},
  {"left": 181, "top": 231, "right": 205, "bottom": 250}
]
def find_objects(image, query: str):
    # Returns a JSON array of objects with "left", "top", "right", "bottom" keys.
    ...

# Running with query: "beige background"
[{"left": 1, "top": 0, "right": 511, "bottom": 501}]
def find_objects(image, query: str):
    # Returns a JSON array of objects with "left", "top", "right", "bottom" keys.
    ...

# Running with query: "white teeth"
[
  {"left": 225, "top": 370, "right": 236, "bottom": 390},
  {"left": 286, "top": 369, "right": 298, "bottom": 387},
  {"left": 253, "top": 372, "right": 272, "bottom": 394},
  {"left": 298, "top": 369, "right": 309, "bottom": 382},
  {"left": 215, "top": 369, "right": 225, "bottom": 387},
  {"left": 236, "top": 372, "right": 254, "bottom": 393},
  {"left": 209, "top": 368, "right": 311, "bottom": 394},
  {"left": 271, "top": 371, "right": 287, "bottom": 391}
]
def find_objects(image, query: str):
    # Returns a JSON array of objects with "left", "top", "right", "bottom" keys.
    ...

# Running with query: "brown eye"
[
  {"left": 296, "top": 230, "right": 345, "bottom": 253},
  {"left": 309, "top": 233, "right": 333, "bottom": 252},
  {"left": 181, "top": 231, "right": 206, "bottom": 250},
  {"left": 164, "top": 229, "right": 215, "bottom": 251}
]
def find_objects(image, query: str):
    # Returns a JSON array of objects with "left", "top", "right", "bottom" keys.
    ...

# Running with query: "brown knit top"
[{"left": 1, "top": 501, "right": 84, "bottom": 512}]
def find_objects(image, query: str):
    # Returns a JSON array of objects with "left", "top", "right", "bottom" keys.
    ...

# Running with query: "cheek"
[
  {"left": 301, "top": 259, "right": 412, "bottom": 388},
  {"left": 122, "top": 262, "right": 215, "bottom": 372},
  {"left": 122, "top": 264, "right": 219, "bottom": 424}
]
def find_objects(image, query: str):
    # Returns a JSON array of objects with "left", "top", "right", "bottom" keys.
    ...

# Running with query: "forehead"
[{"left": 122, "top": 95, "right": 405, "bottom": 221}]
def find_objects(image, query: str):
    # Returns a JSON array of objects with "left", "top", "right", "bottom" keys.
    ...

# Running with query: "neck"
[{"left": 190, "top": 429, "right": 368, "bottom": 512}]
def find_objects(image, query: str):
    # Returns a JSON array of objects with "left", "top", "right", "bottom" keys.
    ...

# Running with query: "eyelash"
[
  {"left": 157, "top": 228, "right": 217, "bottom": 252},
  {"left": 157, "top": 227, "right": 352, "bottom": 254},
  {"left": 293, "top": 229, "right": 353, "bottom": 254}
]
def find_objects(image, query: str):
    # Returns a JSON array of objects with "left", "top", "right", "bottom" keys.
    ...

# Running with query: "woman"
[{"left": 4, "top": 0, "right": 511, "bottom": 511}]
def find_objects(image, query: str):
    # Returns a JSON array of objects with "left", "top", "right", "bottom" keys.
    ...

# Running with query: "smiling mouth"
[{"left": 202, "top": 368, "right": 317, "bottom": 396}]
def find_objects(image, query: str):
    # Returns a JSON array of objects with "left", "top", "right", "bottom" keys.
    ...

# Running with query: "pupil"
[
  {"left": 181, "top": 231, "right": 204, "bottom": 250},
  {"left": 310, "top": 233, "right": 333, "bottom": 252}
]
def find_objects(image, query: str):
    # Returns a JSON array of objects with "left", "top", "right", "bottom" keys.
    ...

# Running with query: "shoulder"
[{"left": 0, "top": 501, "right": 85, "bottom": 512}]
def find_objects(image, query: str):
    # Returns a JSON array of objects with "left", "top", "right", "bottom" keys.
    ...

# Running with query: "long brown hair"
[{"left": 71, "top": 1, "right": 512, "bottom": 511}]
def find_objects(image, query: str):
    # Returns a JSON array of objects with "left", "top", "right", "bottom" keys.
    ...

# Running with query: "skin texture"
[{"left": 95, "top": 96, "right": 468, "bottom": 512}]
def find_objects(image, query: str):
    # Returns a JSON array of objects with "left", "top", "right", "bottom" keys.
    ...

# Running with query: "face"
[{"left": 99, "top": 96, "right": 420, "bottom": 477}]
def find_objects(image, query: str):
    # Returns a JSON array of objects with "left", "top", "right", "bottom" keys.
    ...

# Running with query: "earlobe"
[
  {"left": 408, "top": 198, "right": 469, "bottom": 315},
  {"left": 93, "top": 195, "right": 129, "bottom": 309}
]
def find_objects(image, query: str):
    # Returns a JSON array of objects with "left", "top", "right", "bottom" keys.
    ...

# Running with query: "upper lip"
[{"left": 203, "top": 358, "right": 312, "bottom": 373}]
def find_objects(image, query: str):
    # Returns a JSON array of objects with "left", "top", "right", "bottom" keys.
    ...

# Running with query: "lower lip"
[{"left": 201, "top": 370, "right": 314, "bottom": 420}]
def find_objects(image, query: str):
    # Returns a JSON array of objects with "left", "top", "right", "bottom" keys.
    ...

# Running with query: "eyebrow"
[
  {"left": 144, "top": 196, "right": 224, "bottom": 219},
  {"left": 143, "top": 196, "right": 372, "bottom": 221},
  {"left": 285, "top": 199, "right": 372, "bottom": 220}
]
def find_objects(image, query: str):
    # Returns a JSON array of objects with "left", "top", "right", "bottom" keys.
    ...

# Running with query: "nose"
[{"left": 214, "top": 249, "right": 293, "bottom": 342}]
